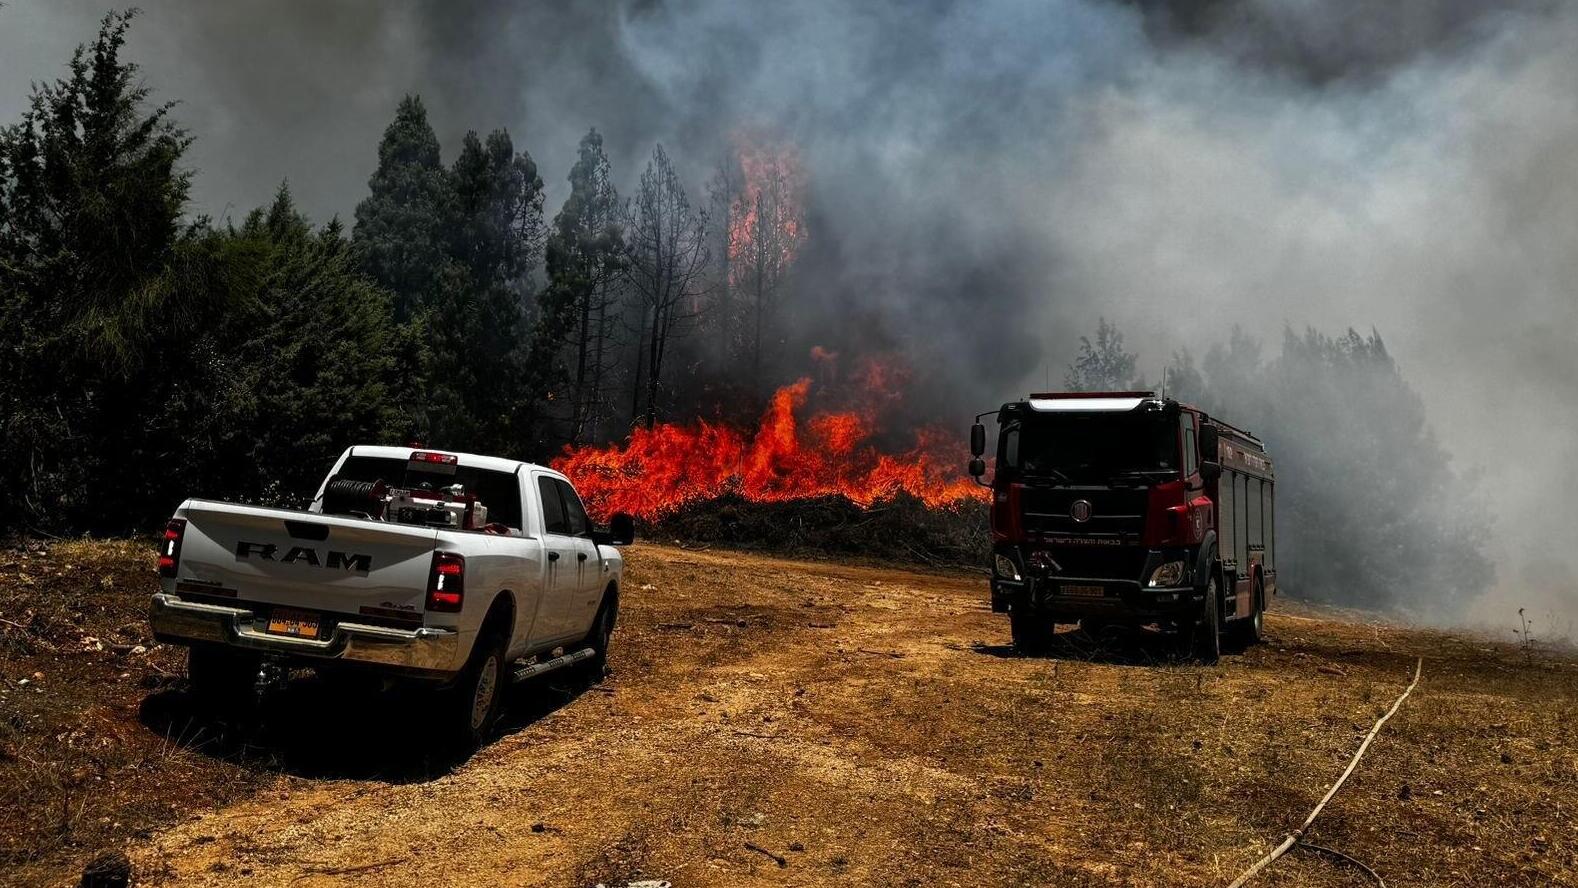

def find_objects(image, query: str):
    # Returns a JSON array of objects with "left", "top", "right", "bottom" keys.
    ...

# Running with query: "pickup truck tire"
[
  {"left": 1009, "top": 607, "right": 1054, "bottom": 655},
  {"left": 187, "top": 647, "right": 259, "bottom": 703},
  {"left": 582, "top": 587, "right": 619, "bottom": 679},
  {"left": 448, "top": 630, "right": 506, "bottom": 749}
]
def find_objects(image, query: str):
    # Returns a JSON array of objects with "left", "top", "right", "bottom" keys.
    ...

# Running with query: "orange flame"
[
  {"left": 727, "top": 134, "right": 806, "bottom": 287},
  {"left": 552, "top": 378, "right": 986, "bottom": 521}
]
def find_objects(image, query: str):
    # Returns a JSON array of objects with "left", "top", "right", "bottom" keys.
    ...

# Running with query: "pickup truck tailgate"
[{"left": 174, "top": 500, "right": 438, "bottom": 617}]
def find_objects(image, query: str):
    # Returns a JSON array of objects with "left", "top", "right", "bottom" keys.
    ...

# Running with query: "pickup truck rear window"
[{"left": 334, "top": 456, "right": 524, "bottom": 530}]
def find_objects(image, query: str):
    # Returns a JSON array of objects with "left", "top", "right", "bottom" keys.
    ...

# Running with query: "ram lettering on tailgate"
[{"left": 235, "top": 541, "right": 372, "bottom": 572}]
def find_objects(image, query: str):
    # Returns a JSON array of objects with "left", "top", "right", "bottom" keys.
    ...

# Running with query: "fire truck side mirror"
[
  {"left": 968, "top": 458, "right": 987, "bottom": 479},
  {"left": 969, "top": 423, "right": 986, "bottom": 457},
  {"left": 1199, "top": 460, "right": 1221, "bottom": 483},
  {"left": 1198, "top": 424, "right": 1218, "bottom": 457}
]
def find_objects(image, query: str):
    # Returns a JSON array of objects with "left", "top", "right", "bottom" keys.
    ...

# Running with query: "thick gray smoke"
[{"left": 2, "top": 0, "right": 1574, "bottom": 627}]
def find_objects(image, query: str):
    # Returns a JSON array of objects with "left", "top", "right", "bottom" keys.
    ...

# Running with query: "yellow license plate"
[
  {"left": 267, "top": 608, "right": 320, "bottom": 639},
  {"left": 1061, "top": 584, "right": 1106, "bottom": 598}
]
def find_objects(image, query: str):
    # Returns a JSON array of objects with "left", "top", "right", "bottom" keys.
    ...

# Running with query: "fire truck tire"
[
  {"left": 1184, "top": 570, "right": 1222, "bottom": 664},
  {"left": 1229, "top": 577, "right": 1265, "bottom": 648},
  {"left": 1010, "top": 608, "right": 1055, "bottom": 655}
]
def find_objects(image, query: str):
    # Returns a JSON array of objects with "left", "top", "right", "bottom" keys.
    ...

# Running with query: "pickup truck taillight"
[
  {"left": 426, "top": 552, "right": 465, "bottom": 612},
  {"left": 158, "top": 519, "right": 186, "bottom": 578}
]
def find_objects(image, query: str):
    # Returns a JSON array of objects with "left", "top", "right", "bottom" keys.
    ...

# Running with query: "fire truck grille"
[
  {"left": 1020, "top": 487, "right": 1148, "bottom": 539},
  {"left": 1041, "top": 545, "right": 1149, "bottom": 582}
]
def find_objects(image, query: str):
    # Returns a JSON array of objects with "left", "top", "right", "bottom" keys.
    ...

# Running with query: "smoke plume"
[{"left": 2, "top": 0, "right": 1574, "bottom": 626}]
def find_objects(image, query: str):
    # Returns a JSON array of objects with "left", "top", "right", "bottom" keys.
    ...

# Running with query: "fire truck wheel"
[
  {"left": 1185, "top": 572, "right": 1222, "bottom": 664},
  {"left": 1229, "top": 578, "right": 1265, "bottom": 648},
  {"left": 1010, "top": 608, "right": 1055, "bottom": 655}
]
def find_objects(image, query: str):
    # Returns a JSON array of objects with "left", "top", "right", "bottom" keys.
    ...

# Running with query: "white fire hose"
[{"left": 1225, "top": 656, "right": 1424, "bottom": 888}]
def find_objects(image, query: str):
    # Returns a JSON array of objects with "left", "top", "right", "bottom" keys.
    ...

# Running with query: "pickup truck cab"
[{"left": 150, "top": 445, "right": 634, "bottom": 745}]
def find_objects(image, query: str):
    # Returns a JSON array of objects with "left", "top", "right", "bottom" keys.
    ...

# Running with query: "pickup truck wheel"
[
  {"left": 1009, "top": 607, "right": 1054, "bottom": 655},
  {"left": 583, "top": 592, "right": 618, "bottom": 678},
  {"left": 186, "top": 647, "right": 259, "bottom": 703},
  {"left": 450, "top": 632, "right": 506, "bottom": 748}
]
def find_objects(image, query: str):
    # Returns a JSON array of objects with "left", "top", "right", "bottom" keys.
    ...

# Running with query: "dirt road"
[{"left": 121, "top": 544, "right": 1574, "bottom": 887}]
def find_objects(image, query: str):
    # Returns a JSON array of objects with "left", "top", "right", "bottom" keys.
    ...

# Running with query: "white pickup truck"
[{"left": 149, "top": 445, "right": 633, "bottom": 746}]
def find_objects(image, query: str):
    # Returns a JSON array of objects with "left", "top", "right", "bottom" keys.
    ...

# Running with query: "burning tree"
[
  {"left": 624, "top": 144, "right": 710, "bottom": 430},
  {"left": 728, "top": 137, "right": 808, "bottom": 399}
]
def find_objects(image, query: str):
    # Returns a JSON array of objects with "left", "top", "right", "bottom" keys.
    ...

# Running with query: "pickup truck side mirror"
[
  {"left": 969, "top": 423, "right": 986, "bottom": 457},
  {"left": 593, "top": 511, "right": 636, "bottom": 546}
]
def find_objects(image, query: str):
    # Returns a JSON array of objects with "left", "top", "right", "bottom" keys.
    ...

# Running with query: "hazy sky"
[{"left": 2, "top": 0, "right": 1574, "bottom": 625}]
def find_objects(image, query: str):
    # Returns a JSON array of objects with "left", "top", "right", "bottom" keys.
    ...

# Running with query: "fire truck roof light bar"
[
  {"left": 1026, "top": 395, "right": 1153, "bottom": 413},
  {"left": 1026, "top": 390, "right": 1156, "bottom": 400}
]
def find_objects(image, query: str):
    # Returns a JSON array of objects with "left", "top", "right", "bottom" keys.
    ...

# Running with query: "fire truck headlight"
[
  {"left": 1148, "top": 560, "right": 1185, "bottom": 588},
  {"left": 994, "top": 554, "right": 1022, "bottom": 582}
]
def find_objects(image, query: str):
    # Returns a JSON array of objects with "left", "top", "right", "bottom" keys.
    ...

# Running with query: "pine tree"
[
  {"left": 437, "top": 128, "right": 547, "bottom": 455},
  {"left": 0, "top": 10, "right": 228, "bottom": 530},
  {"left": 545, "top": 128, "right": 624, "bottom": 444},
  {"left": 213, "top": 184, "right": 411, "bottom": 504},
  {"left": 352, "top": 96, "right": 452, "bottom": 321}
]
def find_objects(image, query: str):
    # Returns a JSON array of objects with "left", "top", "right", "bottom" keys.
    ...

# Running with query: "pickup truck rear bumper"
[{"left": 150, "top": 592, "right": 459, "bottom": 674}]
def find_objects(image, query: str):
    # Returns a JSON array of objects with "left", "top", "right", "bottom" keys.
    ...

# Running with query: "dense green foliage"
[{"left": 0, "top": 13, "right": 559, "bottom": 532}]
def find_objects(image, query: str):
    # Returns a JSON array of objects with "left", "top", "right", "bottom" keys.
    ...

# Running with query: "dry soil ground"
[{"left": 4, "top": 541, "right": 1577, "bottom": 887}]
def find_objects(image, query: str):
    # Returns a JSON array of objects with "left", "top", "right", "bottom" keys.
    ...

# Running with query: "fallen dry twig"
[{"left": 744, "top": 841, "right": 787, "bottom": 868}]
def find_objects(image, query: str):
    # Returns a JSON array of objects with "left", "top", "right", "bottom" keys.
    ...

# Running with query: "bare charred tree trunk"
[
  {"left": 584, "top": 279, "right": 613, "bottom": 441},
  {"left": 625, "top": 144, "right": 710, "bottom": 431},
  {"left": 707, "top": 158, "right": 741, "bottom": 369},
  {"left": 733, "top": 157, "right": 804, "bottom": 405},
  {"left": 629, "top": 299, "right": 649, "bottom": 427}
]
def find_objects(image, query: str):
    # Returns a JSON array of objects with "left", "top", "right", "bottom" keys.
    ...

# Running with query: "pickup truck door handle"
[
  {"left": 577, "top": 552, "right": 588, "bottom": 562},
  {"left": 548, "top": 551, "right": 560, "bottom": 562}
]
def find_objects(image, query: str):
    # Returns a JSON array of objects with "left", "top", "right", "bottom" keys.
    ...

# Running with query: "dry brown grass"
[
  {"left": 4, "top": 539, "right": 1575, "bottom": 886},
  {"left": 0, "top": 538, "right": 275, "bottom": 887}
]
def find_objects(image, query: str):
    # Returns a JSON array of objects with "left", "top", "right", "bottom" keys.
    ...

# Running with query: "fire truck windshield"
[{"left": 1005, "top": 411, "right": 1177, "bottom": 484}]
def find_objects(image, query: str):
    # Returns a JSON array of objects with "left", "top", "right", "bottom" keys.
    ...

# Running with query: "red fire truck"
[{"left": 968, "top": 392, "right": 1275, "bottom": 662}]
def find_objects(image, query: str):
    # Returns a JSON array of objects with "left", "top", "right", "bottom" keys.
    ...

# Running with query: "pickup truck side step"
[{"left": 511, "top": 647, "right": 597, "bottom": 683}]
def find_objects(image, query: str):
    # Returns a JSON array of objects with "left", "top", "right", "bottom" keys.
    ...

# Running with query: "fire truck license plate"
[
  {"left": 1061, "top": 584, "right": 1106, "bottom": 598},
  {"left": 266, "top": 608, "right": 320, "bottom": 639}
]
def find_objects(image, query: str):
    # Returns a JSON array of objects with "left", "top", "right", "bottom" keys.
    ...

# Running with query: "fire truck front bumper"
[{"left": 992, "top": 577, "right": 1203, "bottom": 620}]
